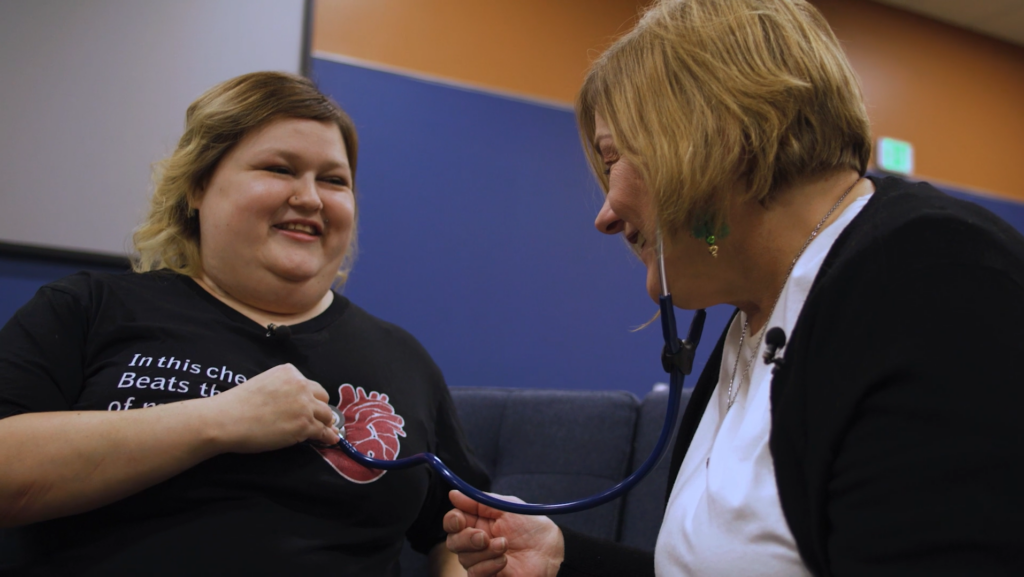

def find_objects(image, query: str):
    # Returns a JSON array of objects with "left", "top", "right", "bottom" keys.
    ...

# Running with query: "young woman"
[{"left": 0, "top": 71, "right": 485, "bottom": 576}]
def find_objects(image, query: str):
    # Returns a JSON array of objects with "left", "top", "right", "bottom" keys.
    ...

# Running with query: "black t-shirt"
[{"left": 0, "top": 271, "right": 488, "bottom": 576}]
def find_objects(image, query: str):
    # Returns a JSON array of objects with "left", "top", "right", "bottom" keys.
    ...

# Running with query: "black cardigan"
[{"left": 559, "top": 177, "right": 1024, "bottom": 576}]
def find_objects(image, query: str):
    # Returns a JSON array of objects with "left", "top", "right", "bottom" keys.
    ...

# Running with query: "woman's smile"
[{"left": 273, "top": 219, "right": 324, "bottom": 241}]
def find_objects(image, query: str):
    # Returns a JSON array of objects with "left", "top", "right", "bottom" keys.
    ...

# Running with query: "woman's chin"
[
  {"left": 645, "top": 271, "right": 710, "bottom": 311},
  {"left": 262, "top": 249, "right": 342, "bottom": 286}
]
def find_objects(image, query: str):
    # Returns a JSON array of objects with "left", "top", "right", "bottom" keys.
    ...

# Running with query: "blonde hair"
[
  {"left": 133, "top": 71, "right": 360, "bottom": 285},
  {"left": 577, "top": 0, "right": 871, "bottom": 236}
]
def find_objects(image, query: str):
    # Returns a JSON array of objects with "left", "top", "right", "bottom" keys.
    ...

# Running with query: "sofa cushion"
[{"left": 449, "top": 387, "right": 639, "bottom": 541}]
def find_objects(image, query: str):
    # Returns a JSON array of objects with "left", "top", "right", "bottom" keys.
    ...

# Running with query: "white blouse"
[{"left": 654, "top": 194, "right": 872, "bottom": 576}]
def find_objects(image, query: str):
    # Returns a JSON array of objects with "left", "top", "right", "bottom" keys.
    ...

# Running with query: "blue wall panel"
[
  {"left": 0, "top": 257, "right": 127, "bottom": 324},
  {"left": 943, "top": 188, "right": 1024, "bottom": 233},
  {"left": 311, "top": 58, "right": 727, "bottom": 396}
]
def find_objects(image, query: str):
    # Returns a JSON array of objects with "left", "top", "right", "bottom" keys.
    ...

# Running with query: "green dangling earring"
[
  {"left": 705, "top": 233, "right": 718, "bottom": 257},
  {"left": 691, "top": 219, "right": 729, "bottom": 258}
]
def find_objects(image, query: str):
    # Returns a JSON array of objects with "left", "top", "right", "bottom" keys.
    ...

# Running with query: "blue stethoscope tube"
[{"left": 327, "top": 235, "right": 706, "bottom": 515}]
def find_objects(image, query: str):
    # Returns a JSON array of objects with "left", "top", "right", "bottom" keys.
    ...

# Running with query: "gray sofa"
[
  {"left": 399, "top": 385, "right": 691, "bottom": 576},
  {"left": 0, "top": 386, "right": 690, "bottom": 574}
]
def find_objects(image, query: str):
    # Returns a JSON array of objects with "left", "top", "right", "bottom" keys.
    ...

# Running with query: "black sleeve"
[
  {"left": 557, "top": 526, "right": 654, "bottom": 577},
  {"left": 0, "top": 281, "right": 90, "bottom": 419},
  {"left": 405, "top": 379, "right": 491, "bottom": 554},
  {"left": 827, "top": 263, "right": 1024, "bottom": 576},
  {"left": 791, "top": 216, "right": 1024, "bottom": 576}
]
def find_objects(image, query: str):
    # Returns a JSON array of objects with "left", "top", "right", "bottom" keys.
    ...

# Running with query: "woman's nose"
[
  {"left": 289, "top": 176, "right": 324, "bottom": 212},
  {"left": 595, "top": 197, "right": 625, "bottom": 235}
]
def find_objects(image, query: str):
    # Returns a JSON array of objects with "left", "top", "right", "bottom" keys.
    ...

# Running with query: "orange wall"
[
  {"left": 314, "top": 0, "right": 1024, "bottom": 200},
  {"left": 813, "top": 0, "right": 1024, "bottom": 200},
  {"left": 313, "top": 0, "right": 649, "bottom": 104}
]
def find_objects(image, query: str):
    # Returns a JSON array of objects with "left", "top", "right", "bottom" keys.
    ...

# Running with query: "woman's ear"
[{"left": 190, "top": 186, "right": 206, "bottom": 211}]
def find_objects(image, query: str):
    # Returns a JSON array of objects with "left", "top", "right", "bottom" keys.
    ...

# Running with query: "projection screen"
[{"left": 0, "top": 0, "right": 309, "bottom": 258}]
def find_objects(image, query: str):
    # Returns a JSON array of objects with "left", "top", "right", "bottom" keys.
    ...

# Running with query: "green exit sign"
[{"left": 877, "top": 137, "right": 914, "bottom": 175}]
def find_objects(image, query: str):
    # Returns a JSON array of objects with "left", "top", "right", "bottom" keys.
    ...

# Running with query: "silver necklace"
[{"left": 725, "top": 177, "right": 862, "bottom": 410}]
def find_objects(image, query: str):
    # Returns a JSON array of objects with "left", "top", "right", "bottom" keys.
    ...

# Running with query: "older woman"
[
  {"left": 444, "top": 1, "right": 1024, "bottom": 575},
  {"left": 0, "top": 71, "right": 485, "bottom": 576}
]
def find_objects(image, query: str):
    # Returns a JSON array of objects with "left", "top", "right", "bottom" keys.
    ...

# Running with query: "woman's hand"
[
  {"left": 444, "top": 490, "right": 564, "bottom": 577},
  {"left": 0, "top": 363, "right": 338, "bottom": 527},
  {"left": 204, "top": 363, "right": 339, "bottom": 453}
]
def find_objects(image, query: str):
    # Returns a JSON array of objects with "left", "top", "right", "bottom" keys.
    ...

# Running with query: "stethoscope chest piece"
[{"left": 329, "top": 405, "right": 346, "bottom": 440}]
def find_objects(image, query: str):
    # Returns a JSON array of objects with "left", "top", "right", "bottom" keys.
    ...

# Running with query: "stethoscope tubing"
[{"left": 325, "top": 292, "right": 707, "bottom": 515}]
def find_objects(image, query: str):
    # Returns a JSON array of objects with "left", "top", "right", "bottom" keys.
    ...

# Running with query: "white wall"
[{"left": 0, "top": 0, "right": 307, "bottom": 256}]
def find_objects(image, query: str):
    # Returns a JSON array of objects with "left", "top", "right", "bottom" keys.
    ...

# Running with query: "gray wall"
[{"left": 0, "top": 0, "right": 306, "bottom": 257}]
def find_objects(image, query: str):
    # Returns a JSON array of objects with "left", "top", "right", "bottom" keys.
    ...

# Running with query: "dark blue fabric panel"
[
  {"left": 0, "top": 257, "right": 127, "bottom": 328},
  {"left": 494, "top": 390, "right": 636, "bottom": 480},
  {"left": 941, "top": 187, "right": 1024, "bottom": 233},
  {"left": 447, "top": 387, "right": 511, "bottom": 475}
]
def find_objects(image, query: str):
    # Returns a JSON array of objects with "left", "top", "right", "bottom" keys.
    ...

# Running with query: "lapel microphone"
[
  {"left": 266, "top": 323, "right": 292, "bottom": 340},
  {"left": 763, "top": 327, "right": 787, "bottom": 373}
]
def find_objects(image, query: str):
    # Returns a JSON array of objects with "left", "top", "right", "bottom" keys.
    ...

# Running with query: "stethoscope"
[{"left": 324, "top": 233, "right": 707, "bottom": 515}]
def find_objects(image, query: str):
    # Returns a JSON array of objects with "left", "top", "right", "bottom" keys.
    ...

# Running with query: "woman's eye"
[
  {"left": 603, "top": 157, "right": 618, "bottom": 177},
  {"left": 265, "top": 166, "right": 291, "bottom": 175},
  {"left": 322, "top": 176, "right": 350, "bottom": 187}
]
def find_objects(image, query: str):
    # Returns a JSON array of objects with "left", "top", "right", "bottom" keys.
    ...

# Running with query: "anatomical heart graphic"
[{"left": 315, "top": 384, "right": 406, "bottom": 483}]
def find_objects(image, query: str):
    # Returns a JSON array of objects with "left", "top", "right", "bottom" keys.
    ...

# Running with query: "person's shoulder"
[
  {"left": 44, "top": 270, "right": 185, "bottom": 307},
  {"left": 862, "top": 177, "right": 1018, "bottom": 238},
  {"left": 52, "top": 269, "right": 180, "bottom": 291},
  {"left": 41, "top": 270, "right": 116, "bottom": 299},
  {"left": 333, "top": 297, "right": 433, "bottom": 355},
  {"left": 331, "top": 298, "right": 446, "bottom": 379},
  {"left": 837, "top": 176, "right": 1024, "bottom": 272}
]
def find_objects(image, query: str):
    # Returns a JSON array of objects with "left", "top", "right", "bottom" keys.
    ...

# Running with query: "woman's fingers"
[
  {"left": 210, "top": 364, "right": 340, "bottom": 452},
  {"left": 450, "top": 489, "right": 522, "bottom": 520},
  {"left": 456, "top": 535, "right": 508, "bottom": 563},
  {"left": 309, "top": 381, "right": 330, "bottom": 403},
  {"left": 444, "top": 508, "right": 467, "bottom": 533},
  {"left": 311, "top": 398, "right": 335, "bottom": 428},
  {"left": 448, "top": 530, "right": 509, "bottom": 576},
  {"left": 446, "top": 491, "right": 564, "bottom": 576},
  {"left": 449, "top": 490, "right": 482, "bottom": 516},
  {"left": 447, "top": 527, "right": 489, "bottom": 553},
  {"left": 304, "top": 383, "right": 339, "bottom": 445},
  {"left": 465, "top": 554, "right": 508, "bottom": 577},
  {"left": 309, "top": 416, "right": 342, "bottom": 446}
]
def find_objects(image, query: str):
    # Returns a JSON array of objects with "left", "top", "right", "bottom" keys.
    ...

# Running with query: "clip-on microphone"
[
  {"left": 266, "top": 323, "right": 292, "bottom": 340},
  {"left": 762, "top": 327, "right": 787, "bottom": 373}
]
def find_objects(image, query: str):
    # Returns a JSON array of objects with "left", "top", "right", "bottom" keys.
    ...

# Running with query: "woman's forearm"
[{"left": 0, "top": 398, "right": 223, "bottom": 527}]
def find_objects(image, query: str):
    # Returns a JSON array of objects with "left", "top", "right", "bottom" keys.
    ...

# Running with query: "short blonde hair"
[
  {"left": 577, "top": 0, "right": 871, "bottom": 236},
  {"left": 133, "top": 71, "right": 360, "bottom": 284}
]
